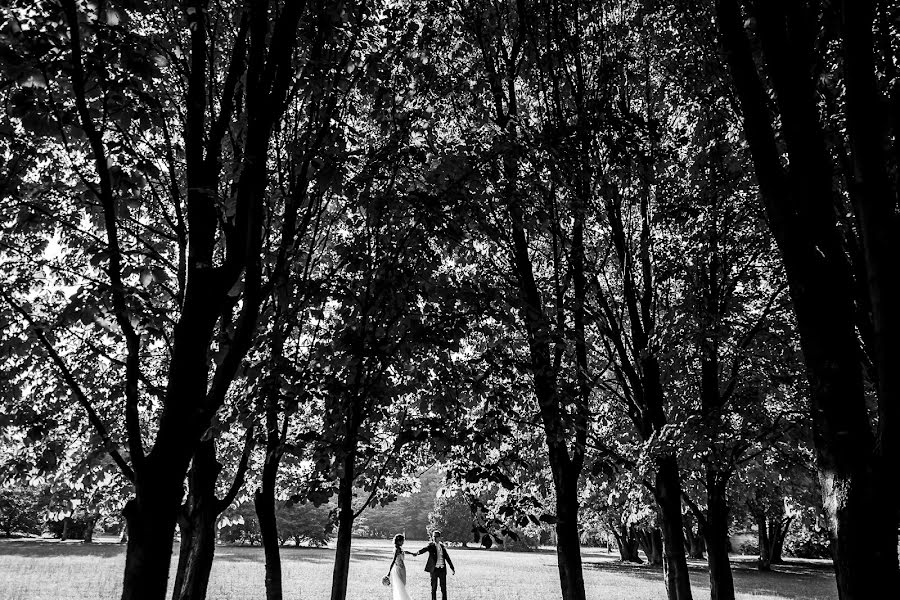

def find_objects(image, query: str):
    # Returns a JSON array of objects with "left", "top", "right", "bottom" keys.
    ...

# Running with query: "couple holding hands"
[{"left": 385, "top": 530, "right": 456, "bottom": 600}]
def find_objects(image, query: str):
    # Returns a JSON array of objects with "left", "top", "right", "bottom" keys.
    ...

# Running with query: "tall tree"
[
  {"left": 1, "top": 2, "right": 339, "bottom": 598},
  {"left": 713, "top": 1, "right": 900, "bottom": 597},
  {"left": 245, "top": 5, "right": 365, "bottom": 597},
  {"left": 448, "top": 1, "right": 600, "bottom": 596}
]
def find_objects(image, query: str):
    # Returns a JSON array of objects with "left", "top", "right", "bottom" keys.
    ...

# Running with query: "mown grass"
[{"left": 0, "top": 537, "right": 838, "bottom": 600}]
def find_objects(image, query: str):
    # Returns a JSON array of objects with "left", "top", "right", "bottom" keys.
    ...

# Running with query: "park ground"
[{"left": 0, "top": 537, "right": 837, "bottom": 600}]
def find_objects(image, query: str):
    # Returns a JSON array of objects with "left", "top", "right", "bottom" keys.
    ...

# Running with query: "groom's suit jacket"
[{"left": 417, "top": 541, "right": 454, "bottom": 572}]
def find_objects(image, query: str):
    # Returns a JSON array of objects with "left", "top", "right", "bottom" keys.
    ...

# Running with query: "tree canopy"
[{"left": 1, "top": 2, "right": 897, "bottom": 600}]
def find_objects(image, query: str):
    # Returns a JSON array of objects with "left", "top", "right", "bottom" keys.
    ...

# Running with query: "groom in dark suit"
[{"left": 415, "top": 530, "right": 455, "bottom": 600}]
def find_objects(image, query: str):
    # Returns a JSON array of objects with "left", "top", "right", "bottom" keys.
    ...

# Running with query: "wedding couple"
[{"left": 386, "top": 530, "right": 456, "bottom": 600}]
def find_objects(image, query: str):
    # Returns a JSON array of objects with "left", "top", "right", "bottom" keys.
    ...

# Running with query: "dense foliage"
[{"left": 1, "top": 1, "right": 897, "bottom": 600}]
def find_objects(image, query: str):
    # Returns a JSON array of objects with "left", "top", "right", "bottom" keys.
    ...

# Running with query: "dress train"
[{"left": 390, "top": 550, "right": 411, "bottom": 600}]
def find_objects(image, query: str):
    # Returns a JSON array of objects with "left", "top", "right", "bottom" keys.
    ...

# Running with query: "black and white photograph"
[{"left": 0, "top": 1, "right": 896, "bottom": 599}]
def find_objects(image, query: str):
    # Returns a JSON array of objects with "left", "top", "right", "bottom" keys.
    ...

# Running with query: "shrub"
[
  {"left": 219, "top": 500, "right": 333, "bottom": 547},
  {"left": 0, "top": 489, "right": 42, "bottom": 537}
]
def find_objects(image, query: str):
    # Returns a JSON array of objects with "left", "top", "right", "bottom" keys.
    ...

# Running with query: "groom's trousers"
[{"left": 430, "top": 567, "right": 448, "bottom": 600}]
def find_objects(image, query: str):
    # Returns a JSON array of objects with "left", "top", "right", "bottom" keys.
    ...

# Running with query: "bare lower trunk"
[
  {"left": 330, "top": 455, "right": 356, "bottom": 600},
  {"left": 256, "top": 454, "right": 283, "bottom": 600},
  {"left": 758, "top": 511, "right": 790, "bottom": 570},
  {"left": 121, "top": 466, "right": 186, "bottom": 600},
  {"left": 705, "top": 484, "right": 734, "bottom": 600},
  {"left": 687, "top": 535, "right": 705, "bottom": 560},
  {"left": 613, "top": 525, "right": 642, "bottom": 563},
  {"left": 83, "top": 515, "right": 97, "bottom": 544},
  {"left": 546, "top": 465, "right": 586, "bottom": 600},
  {"left": 638, "top": 529, "right": 664, "bottom": 566},
  {"left": 757, "top": 514, "right": 771, "bottom": 571},
  {"left": 61, "top": 517, "right": 71, "bottom": 541},
  {"left": 172, "top": 441, "right": 221, "bottom": 600},
  {"left": 825, "top": 471, "right": 899, "bottom": 599},
  {"left": 683, "top": 518, "right": 705, "bottom": 560},
  {"left": 770, "top": 516, "right": 791, "bottom": 564},
  {"left": 171, "top": 510, "right": 216, "bottom": 600},
  {"left": 655, "top": 456, "right": 693, "bottom": 600}
]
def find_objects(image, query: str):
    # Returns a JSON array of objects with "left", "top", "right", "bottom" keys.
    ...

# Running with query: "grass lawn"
[{"left": 0, "top": 537, "right": 838, "bottom": 600}]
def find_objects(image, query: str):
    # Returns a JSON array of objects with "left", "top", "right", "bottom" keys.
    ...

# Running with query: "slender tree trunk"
[
  {"left": 83, "top": 514, "right": 97, "bottom": 544},
  {"left": 330, "top": 449, "right": 357, "bottom": 600},
  {"left": 256, "top": 454, "right": 283, "bottom": 600},
  {"left": 172, "top": 441, "right": 221, "bottom": 600},
  {"left": 552, "top": 474, "right": 586, "bottom": 600},
  {"left": 61, "top": 516, "right": 71, "bottom": 541},
  {"left": 705, "top": 483, "right": 734, "bottom": 600},
  {"left": 655, "top": 456, "right": 693, "bottom": 600},
  {"left": 508, "top": 195, "right": 588, "bottom": 600},
  {"left": 757, "top": 513, "right": 771, "bottom": 571},
  {"left": 636, "top": 351, "right": 692, "bottom": 600}
]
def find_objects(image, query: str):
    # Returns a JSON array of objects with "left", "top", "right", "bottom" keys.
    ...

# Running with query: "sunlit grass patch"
[{"left": 0, "top": 537, "right": 837, "bottom": 600}]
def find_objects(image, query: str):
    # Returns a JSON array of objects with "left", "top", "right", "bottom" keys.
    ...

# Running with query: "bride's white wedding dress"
[{"left": 390, "top": 549, "right": 411, "bottom": 600}]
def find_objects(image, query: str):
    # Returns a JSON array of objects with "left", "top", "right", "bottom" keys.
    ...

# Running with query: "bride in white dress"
[{"left": 386, "top": 534, "right": 412, "bottom": 600}]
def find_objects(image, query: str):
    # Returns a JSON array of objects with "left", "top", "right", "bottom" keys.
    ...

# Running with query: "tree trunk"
[
  {"left": 121, "top": 464, "right": 187, "bottom": 600},
  {"left": 171, "top": 508, "right": 216, "bottom": 600},
  {"left": 83, "top": 515, "right": 97, "bottom": 544},
  {"left": 613, "top": 525, "right": 642, "bottom": 563},
  {"left": 714, "top": 2, "right": 900, "bottom": 597},
  {"left": 61, "top": 516, "right": 71, "bottom": 541},
  {"left": 840, "top": 12, "right": 900, "bottom": 577},
  {"left": 683, "top": 516, "right": 704, "bottom": 560},
  {"left": 255, "top": 454, "right": 283, "bottom": 600},
  {"left": 638, "top": 529, "right": 664, "bottom": 566},
  {"left": 705, "top": 483, "right": 734, "bottom": 600},
  {"left": 655, "top": 456, "right": 693, "bottom": 600},
  {"left": 688, "top": 535, "right": 705, "bottom": 560},
  {"left": 554, "top": 490, "right": 586, "bottom": 600},
  {"left": 172, "top": 441, "right": 221, "bottom": 600},
  {"left": 757, "top": 513, "right": 771, "bottom": 571},
  {"left": 330, "top": 450, "right": 357, "bottom": 600},
  {"left": 770, "top": 516, "right": 792, "bottom": 564}
]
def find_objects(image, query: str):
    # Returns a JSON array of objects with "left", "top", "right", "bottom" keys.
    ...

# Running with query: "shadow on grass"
[
  {"left": 729, "top": 556, "right": 835, "bottom": 578},
  {"left": 211, "top": 543, "right": 393, "bottom": 565},
  {"left": 0, "top": 539, "right": 125, "bottom": 558},
  {"left": 585, "top": 556, "right": 836, "bottom": 600}
]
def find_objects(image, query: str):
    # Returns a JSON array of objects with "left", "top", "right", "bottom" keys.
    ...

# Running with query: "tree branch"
[
  {"left": 1, "top": 291, "right": 135, "bottom": 482},
  {"left": 60, "top": 0, "right": 144, "bottom": 466},
  {"left": 217, "top": 424, "right": 256, "bottom": 512}
]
